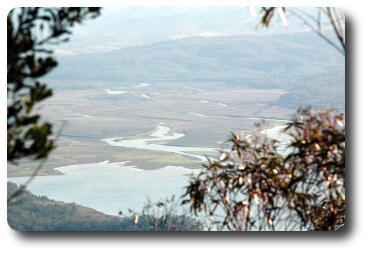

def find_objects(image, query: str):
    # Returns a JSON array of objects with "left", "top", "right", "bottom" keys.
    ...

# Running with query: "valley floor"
[{"left": 8, "top": 81, "right": 293, "bottom": 177}]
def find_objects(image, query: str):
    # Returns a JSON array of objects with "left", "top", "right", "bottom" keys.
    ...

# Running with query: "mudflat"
[{"left": 8, "top": 81, "right": 293, "bottom": 177}]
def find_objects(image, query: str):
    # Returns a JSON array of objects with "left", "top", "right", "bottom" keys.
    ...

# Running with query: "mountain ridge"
[{"left": 50, "top": 32, "right": 343, "bottom": 88}]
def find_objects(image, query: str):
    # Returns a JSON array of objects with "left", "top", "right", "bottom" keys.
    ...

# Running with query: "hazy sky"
[{"left": 54, "top": 7, "right": 333, "bottom": 56}]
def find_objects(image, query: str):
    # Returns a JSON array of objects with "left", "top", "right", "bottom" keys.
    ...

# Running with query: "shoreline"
[{"left": 8, "top": 121, "right": 290, "bottom": 178}]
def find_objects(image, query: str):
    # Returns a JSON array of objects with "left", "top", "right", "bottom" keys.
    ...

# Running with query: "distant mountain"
[
  {"left": 55, "top": 7, "right": 311, "bottom": 54},
  {"left": 51, "top": 32, "right": 343, "bottom": 87},
  {"left": 48, "top": 32, "right": 344, "bottom": 109}
]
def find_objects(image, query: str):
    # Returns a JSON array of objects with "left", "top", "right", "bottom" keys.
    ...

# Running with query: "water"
[
  {"left": 9, "top": 161, "right": 198, "bottom": 215},
  {"left": 104, "top": 89, "right": 127, "bottom": 95},
  {"left": 73, "top": 113, "right": 92, "bottom": 118},
  {"left": 9, "top": 125, "right": 215, "bottom": 215},
  {"left": 9, "top": 124, "right": 290, "bottom": 216},
  {"left": 102, "top": 125, "right": 217, "bottom": 162},
  {"left": 135, "top": 83, "right": 152, "bottom": 88},
  {"left": 187, "top": 112, "right": 209, "bottom": 118},
  {"left": 260, "top": 124, "right": 292, "bottom": 155}
]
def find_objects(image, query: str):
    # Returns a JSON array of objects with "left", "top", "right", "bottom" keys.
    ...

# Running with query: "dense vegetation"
[{"left": 7, "top": 182, "right": 201, "bottom": 231}]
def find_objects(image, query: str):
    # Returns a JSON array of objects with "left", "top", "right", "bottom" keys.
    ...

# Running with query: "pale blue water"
[{"left": 9, "top": 161, "right": 198, "bottom": 216}]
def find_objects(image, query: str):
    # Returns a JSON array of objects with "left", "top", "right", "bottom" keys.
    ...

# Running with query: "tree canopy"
[{"left": 7, "top": 7, "right": 101, "bottom": 163}]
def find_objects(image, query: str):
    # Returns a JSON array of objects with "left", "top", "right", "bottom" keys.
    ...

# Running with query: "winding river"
[{"left": 102, "top": 125, "right": 217, "bottom": 162}]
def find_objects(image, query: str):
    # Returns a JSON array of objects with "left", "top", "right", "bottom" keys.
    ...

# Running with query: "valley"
[{"left": 8, "top": 81, "right": 293, "bottom": 177}]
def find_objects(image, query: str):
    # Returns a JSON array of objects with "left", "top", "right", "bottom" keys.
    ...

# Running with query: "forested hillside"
[
  {"left": 51, "top": 32, "right": 342, "bottom": 85},
  {"left": 7, "top": 182, "right": 200, "bottom": 231},
  {"left": 49, "top": 32, "right": 344, "bottom": 109}
]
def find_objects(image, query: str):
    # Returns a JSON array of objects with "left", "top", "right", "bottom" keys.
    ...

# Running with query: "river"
[{"left": 8, "top": 123, "right": 291, "bottom": 216}]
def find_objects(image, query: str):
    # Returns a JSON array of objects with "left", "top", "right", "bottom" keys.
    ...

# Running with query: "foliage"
[
  {"left": 7, "top": 7, "right": 101, "bottom": 163},
  {"left": 183, "top": 108, "right": 345, "bottom": 231}
]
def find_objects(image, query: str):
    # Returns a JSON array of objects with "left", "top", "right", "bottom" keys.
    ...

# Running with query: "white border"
[{"left": 1, "top": 0, "right": 366, "bottom": 253}]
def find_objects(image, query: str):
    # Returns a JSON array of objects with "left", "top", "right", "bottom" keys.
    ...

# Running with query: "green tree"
[{"left": 7, "top": 7, "right": 101, "bottom": 201}]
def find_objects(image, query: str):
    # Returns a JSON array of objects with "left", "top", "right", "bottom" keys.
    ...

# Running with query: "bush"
[{"left": 183, "top": 108, "right": 345, "bottom": 231}]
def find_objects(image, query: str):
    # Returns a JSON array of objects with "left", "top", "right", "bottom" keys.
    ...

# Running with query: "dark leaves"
[
  {"left": 7, "top": 7, "right": 101, "bottom": 163},
  {"left": 183, "top": 108, "right": 345, "bottom": 231}
]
